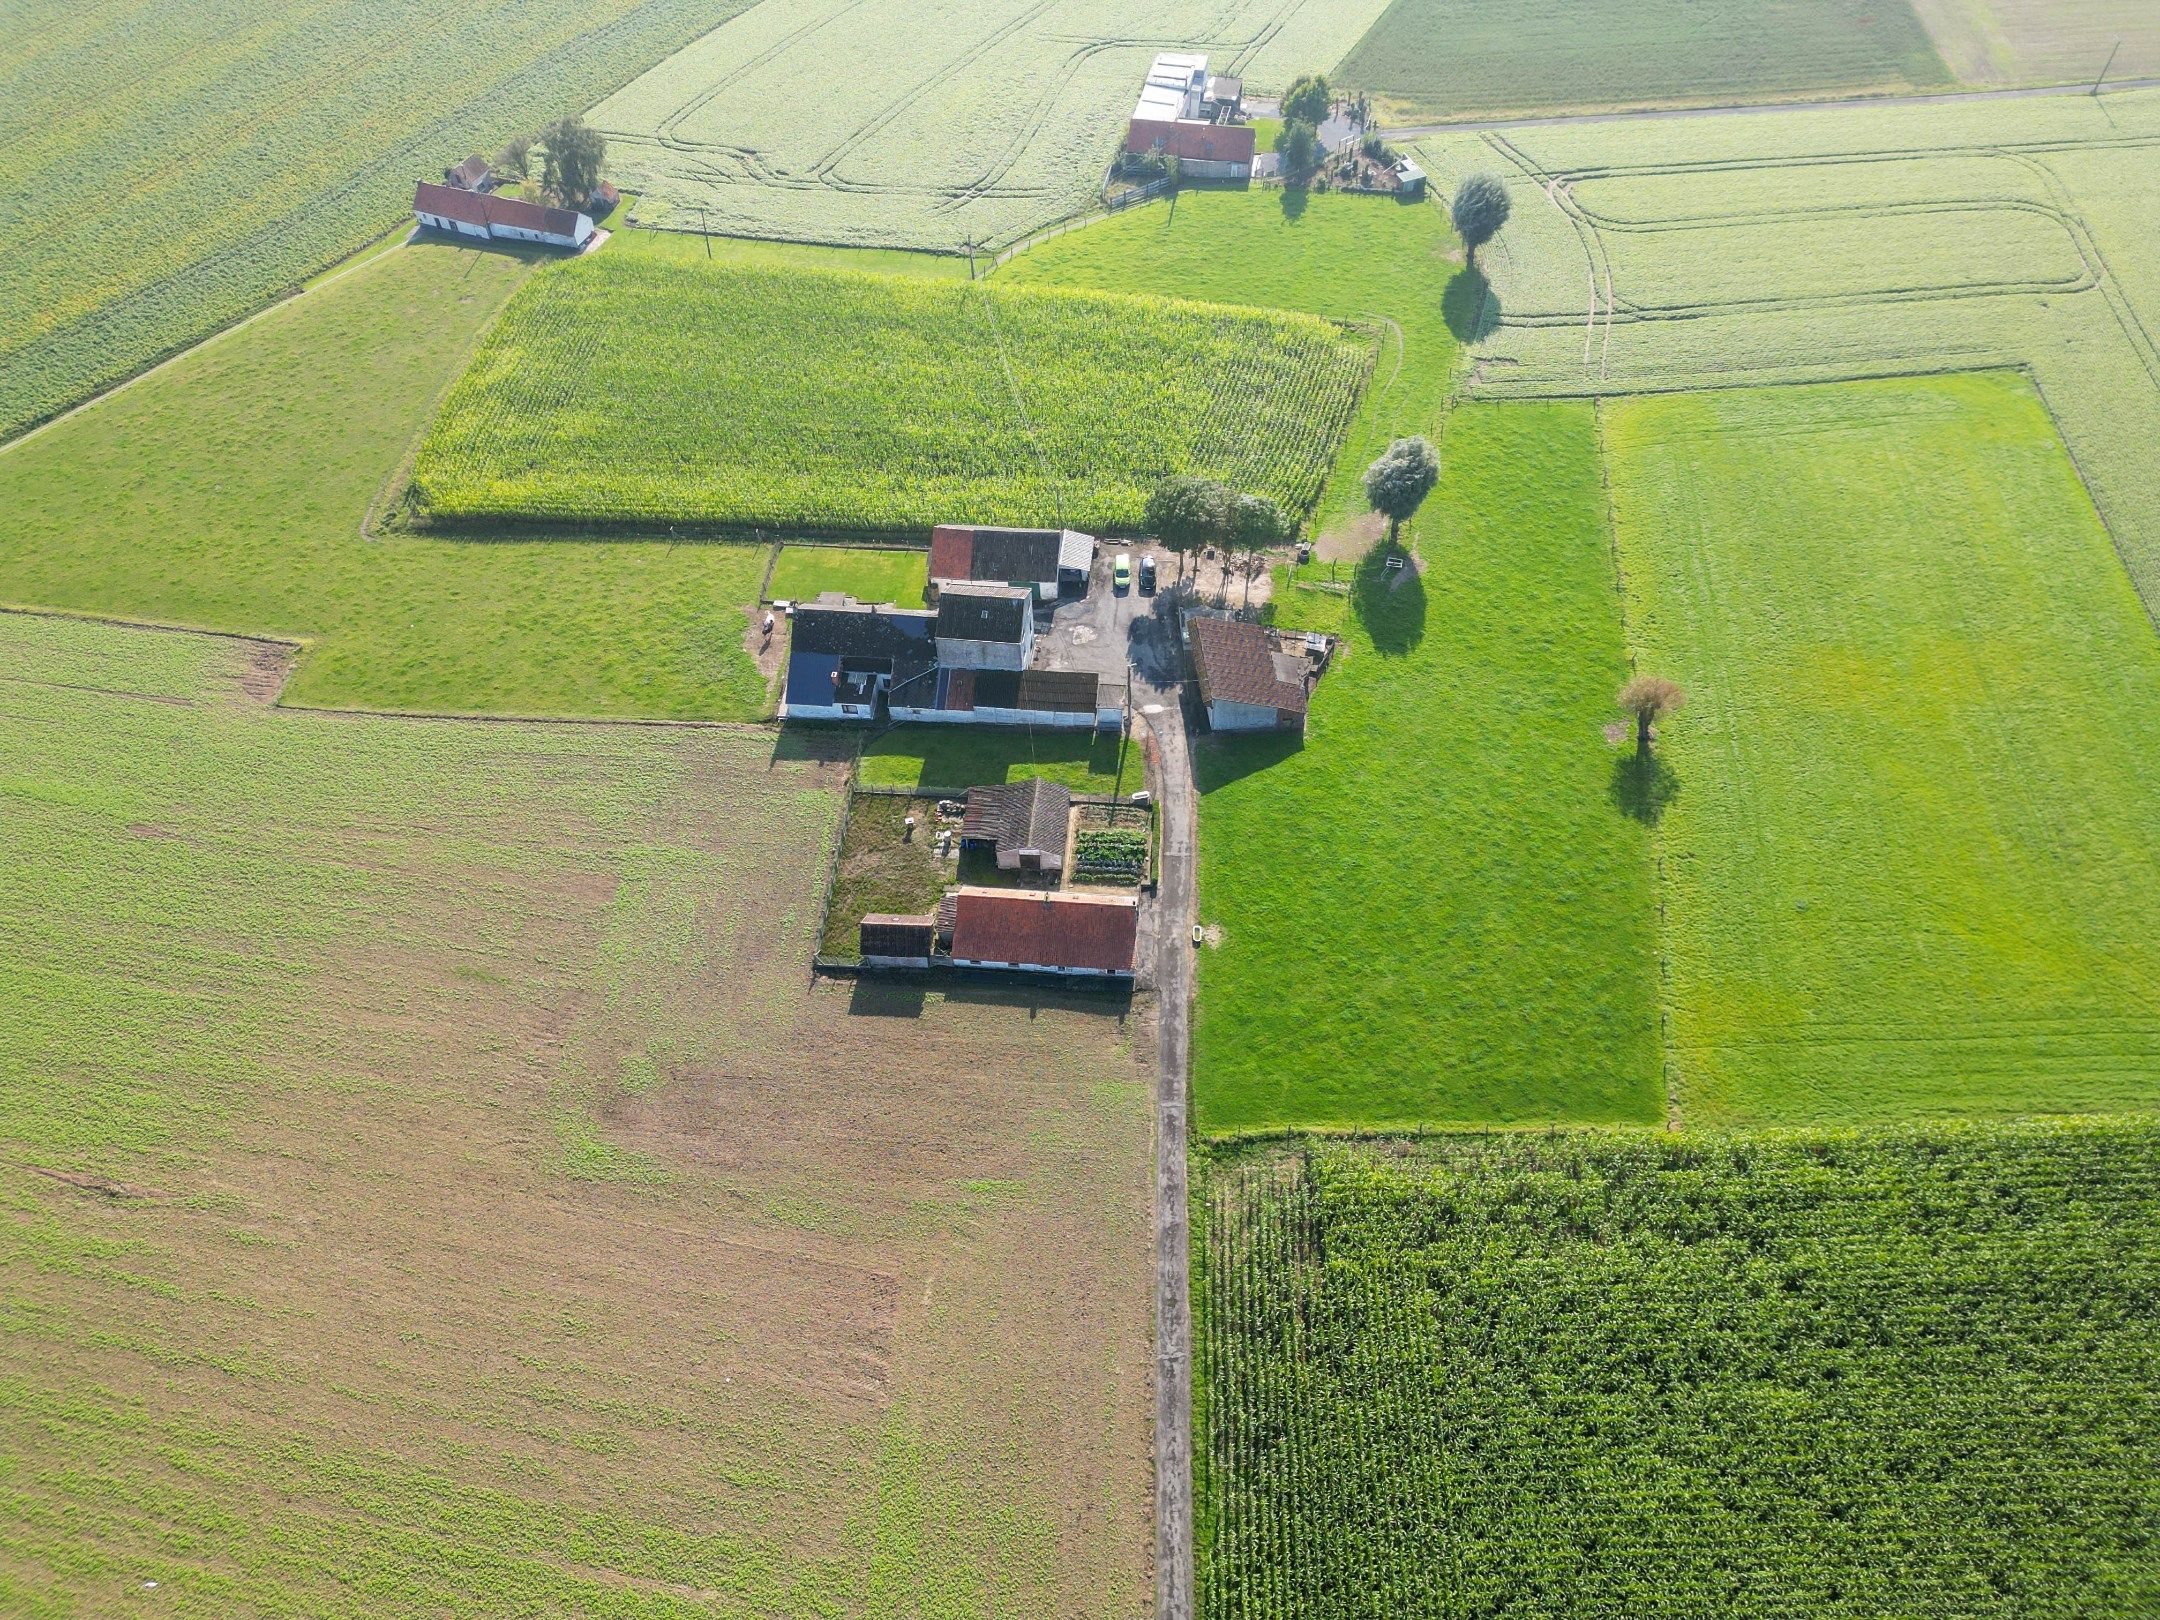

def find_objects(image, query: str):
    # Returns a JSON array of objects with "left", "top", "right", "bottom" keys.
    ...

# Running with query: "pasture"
[
  {"left": 1191, "top": 404, "right": 1660, "bottom": 1131},
  {"left": 1413, "top": 86, "right": 2160, "bottom": 616},
  {"left": 857, "top": 726, "right": 1140, "bottom": 796},
  {"left": 412, "top": 255, "right": 1374, "bottom": 533},
  {"left": 1200, "top": 1123, "right": 2160, "bottom": 1620},
  {"left": 1608, "top": 373, "right": 2160, "bottom": 1124},
  {"left": 0, "top": 241, "right": 771, "bottom": 720},
  {"left": 1336, "top": 0, "right": 1948, "bottom": 119},
  {"left": 769, "top": 545, "right": 929, "bottom": 608},
  {"left": 0, "top": 609, "right": 1153, "bottom": 1616},
  {"left": 588, "top": 0, "right": 1391, "bottom": 252},
  {"left": 0, "top": 0, "right": 752, "bottom": 441}
]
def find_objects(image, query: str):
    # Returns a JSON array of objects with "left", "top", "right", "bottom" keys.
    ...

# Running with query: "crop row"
[
  {"left": 1199, "top": 1123, "right": 2160, "bottom": 1619},
  {"left": 1, "top": 0, "right": 751, "bottom": 442},
  {"left": 412, "top": 255, "right": 1375, "bottom": 533}
]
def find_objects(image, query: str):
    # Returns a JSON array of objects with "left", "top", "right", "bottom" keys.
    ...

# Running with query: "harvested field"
[
  {"left": 1412, "top": 86, "right": 2160, "bottom": 619},
  {"left": 1338, "top": 0, "right": 1948, "bottom": 119},
  {"left": 0, "top": 610, "right": 1152, "bottom": 1616},
  {"left": 589, "top": 0, "right": 1392, "bottom": 252},
  {"left": 1909, "top": 0, "right": 2160, "bottom": 85}
]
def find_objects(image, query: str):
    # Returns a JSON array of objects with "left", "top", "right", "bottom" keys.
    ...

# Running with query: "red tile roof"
[
  {"left": 928, "top": 525, "right": 975, "bottom": 584},
  {"left": 1126, "top": 119, "right": 1256, "bottom": 163},
  {"left": 948, "top": 888, "right": 1138, "bottom": 974},
  {"left": 413, "top": 181, "right": 587, "bottom": 241}
]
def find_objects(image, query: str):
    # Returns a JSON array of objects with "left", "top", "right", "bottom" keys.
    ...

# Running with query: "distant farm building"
[
  {"left": 1126, "top": 52, "right": 1255, "bottom": 181},
  {"left": 947, "top": 888, "right": 1138, "bottom": 979},
  {"left": 929, "top": 525, "right": 1094, "bottom": 600},
  {"left": 961, "top": 779, "right": 1072, "bottom": 873},
  {"left": 444, "top": 153, "right": 493, "bottom": 190},
  {"left": 412, "top": 180, "right": 594, "bottom": 250},
  {"left": 1188, "top": 614, "right": 1318, "bottom": 733}
]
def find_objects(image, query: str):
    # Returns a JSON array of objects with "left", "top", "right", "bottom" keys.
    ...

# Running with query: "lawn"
[
  {"left": 1336, "top": 0, "right": 1948, "bottom": 119},
  {"left": 1200, "top": 1121, "right": 2160, "bottom": 1620},
  {"left": 999, "top": 188, "right": 1463, "bottom": 543},
  {"left": 1189, "top": 402, "right": 1661, "bottom": 1130},
  {"left": 0, "top": 0, "right": 756, "bottom": 440},
  {"left": 0, "top": 609, "right": 1154, "bottom": 1616},
  {"left": 769, "top": 544, "right": 929, "bottom": 608},
  {"left": 0, "top": 241, "right": 771, "bottom": 720},
  {"left": 411, "top": 254, "right": 1375, "bottom": 533},
  {"left": 1607, "top": 372, "right": 2160, "bottom": 1124},
  {"left": 858, "top": 725, "right": 1141, "bottom": 797}
]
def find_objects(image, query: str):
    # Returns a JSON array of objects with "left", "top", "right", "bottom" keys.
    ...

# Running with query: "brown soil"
[{"left": 1315, "top": 509, "right": 1384, "bottom": 563}]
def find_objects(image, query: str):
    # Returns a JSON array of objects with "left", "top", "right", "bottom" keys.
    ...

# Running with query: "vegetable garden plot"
[
  {"left": 1200, "top": 1123, "right": 2160, "bottom": 1620},
  {"left": 411, "top": 255, "right": 1375, "bottom": 533}
]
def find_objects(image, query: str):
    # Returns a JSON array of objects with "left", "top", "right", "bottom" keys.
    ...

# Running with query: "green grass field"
[
  {"left": 412, "top": 254, "right": 1375, "bottom": 534},
  {"left": 1194, "top": 403, "right": 1661, "bottom": 1130},
  {"left": 1608, "top": 373, "right": 2160, "bottom": 1124},
  {"left": 769, "top": 545, "right": 928, "bottom": 608},
  {"left": 1, "top": 608, "right": 1155, "bottom": 1616},
  {"left": 1200, "top": 1121, "right": 2160, "bottom": 1620},
  {"left": 0, "top": 242, "right": 770, "bottom": 720},
  {"left": 0, "top": 0, "right": 755, "bottom": 441},
  {"left": 999, "top": 189, "right": 1462, "bottom": 544},
  {"left": 858, "top": 726, "right": 1140, "bottom": 796},
  {"left": 1338, "top": 0, "right": 1949, "bottom": 118}
]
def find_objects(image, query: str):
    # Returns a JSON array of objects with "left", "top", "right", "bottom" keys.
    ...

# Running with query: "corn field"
[
  {"left": 411, "top": 255, "right": 1375, "bottom": 533},
  {"left": 1199, "top": 1124, "right": 2160, "bottom": 1619}
]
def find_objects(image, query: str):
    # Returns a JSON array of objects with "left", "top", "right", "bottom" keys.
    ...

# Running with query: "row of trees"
[
  {"left": 492, "top": 115, "right": 607, "bottom": 208},
  {"left": 1144, "top": 477, "right": 1293, "bottom": 603}
]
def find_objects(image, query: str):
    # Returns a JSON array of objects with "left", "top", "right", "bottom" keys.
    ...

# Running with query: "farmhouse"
[
  {"left": 781, "top": 596, "right": 936, "bottom": 720},
  {"left": 412, "top": 180, "right": 594, "bottom": 250},
  {"left": 961, "top": 778, "right": 1072, "bottom": 873},
  {"left": 1188, "top": 614, "right": 1315, "bottom": 733},
  {"left": 947, "top": 887, "right": 1138, "bottom": 979},
  {"left": 1126, "top": 52, "right": 1256, "bottom": 181},
  {"left": 934, "top": 584, "right": 1034, "bottom": 670},
  {"left": 784, "top": 594, "right": 1122, "bottom": 729},
  {"left": 929, "top": 524, "right": 1094, "bottom": 600}
]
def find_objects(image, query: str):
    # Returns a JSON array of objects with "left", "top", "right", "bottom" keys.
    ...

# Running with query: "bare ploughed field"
[{"left": 0, "top": 612, "right": 1152, "bottom": 1618}]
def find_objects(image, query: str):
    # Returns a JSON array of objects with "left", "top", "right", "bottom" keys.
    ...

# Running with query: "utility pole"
[
  {"left": 699, "top": 207, "right": 712, "bottom": 257},
  {"left": 2092, "top": 38, "right": 2122, "bottom": 95}
]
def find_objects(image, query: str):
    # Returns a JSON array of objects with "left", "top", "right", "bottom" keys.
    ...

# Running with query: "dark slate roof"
[
  {"left": 1190, "top": 616, "right": 1309, "bottom": 715},
  {"left": 790, "top": 601, "right": 935, "bottom": 659},
  {"left": 970, "top": 669, "right": 1100, "bottom": 714},
  {"left": 969, "top": 528, "right": 1064, "bottom": 581},
  {"left": 961, "top": 779, "right": 1071, "bottom": 855},
  {"left": 936, "top": 588, "right": 1030, "bottom": 643}
]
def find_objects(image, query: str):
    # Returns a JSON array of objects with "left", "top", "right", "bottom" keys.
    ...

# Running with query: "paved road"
[
  {"left": 1381, "top": 73, "right": 2160, "bottom": 142},
  {"left": 1130, "top": 604, "right": 1196, "bottom": 1620}
]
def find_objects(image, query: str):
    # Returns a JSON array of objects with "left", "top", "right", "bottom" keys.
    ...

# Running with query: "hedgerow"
[
  {"left": 411, "top": 256, "right": 1374, "bottom": 533},
  {"left": 1200, "top": 1123, "right": 2160, "bottom": 1619}
]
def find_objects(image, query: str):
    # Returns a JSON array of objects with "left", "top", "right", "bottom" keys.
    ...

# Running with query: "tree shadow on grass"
[
  {"left": 1443, "top": 268, "right": 1500, "bottom": 343},
  {"left": 1280, "top": 184, "right": 1309, "bottom": 223},
  {"left": 1191, "top": 729, "right": 1304, "bottom": 794},
  {"left": 1610, "top": 751, "right": 1681, "bottom": 826},
  {"left": 1352, "top": 541, "right": 1425, "bottom": 656}
]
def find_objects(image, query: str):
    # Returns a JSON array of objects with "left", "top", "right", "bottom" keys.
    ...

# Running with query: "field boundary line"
[
  {"left": 2023, "top": 364, "right": 2160, "bottom": 639},
  {"left": 2, "top": 230, "right": 414, "bottom": 460}
]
